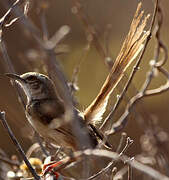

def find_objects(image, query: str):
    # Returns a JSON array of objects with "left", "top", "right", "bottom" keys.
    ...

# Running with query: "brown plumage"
[
  {"left": 6, "top": 3, "right": 150, "bottom": 152},
  {"left": 6, "top": 72, "right": 98, "bottom": 150}
]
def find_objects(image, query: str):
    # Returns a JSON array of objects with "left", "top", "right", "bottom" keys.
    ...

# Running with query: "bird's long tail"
[{"left": 84, "top": 3, "right": 150, "bottom": 126}]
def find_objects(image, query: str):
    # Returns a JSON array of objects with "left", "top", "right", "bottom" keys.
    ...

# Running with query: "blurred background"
[{"left": 0, "top": 0, "right": 169, "bottom": 178}]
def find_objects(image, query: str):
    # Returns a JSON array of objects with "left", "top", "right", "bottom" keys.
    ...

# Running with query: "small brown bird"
[
  {"left": 6, "top": 72, "right": 99, "bottom": 150},
  {"left": 6, "top": 2, "right": 149, "bottom": 152}
]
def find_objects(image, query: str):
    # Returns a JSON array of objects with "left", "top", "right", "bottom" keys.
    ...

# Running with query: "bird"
[
  {"left": 6, "top": 2, "right": 149, "bottom": 153},
  {"left": 6, "top": 72, "right": 100, "bottom": 150}
]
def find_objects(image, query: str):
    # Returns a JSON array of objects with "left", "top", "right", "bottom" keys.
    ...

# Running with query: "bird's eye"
[{"left": 26, "top": 75, "right": 37, "bottom": 81}]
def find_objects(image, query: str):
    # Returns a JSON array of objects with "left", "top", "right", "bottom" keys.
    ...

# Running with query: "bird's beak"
[{"left": 5, "top": 73, "right": 26, "bottom": 83}]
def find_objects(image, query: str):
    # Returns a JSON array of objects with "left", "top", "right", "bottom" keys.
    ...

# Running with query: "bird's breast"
[
  {"left": 26, "top": 99, "right": 98, "bottom": 150},
  {"left": 26, "top": 99, "right": 65, "bottom": 126}
]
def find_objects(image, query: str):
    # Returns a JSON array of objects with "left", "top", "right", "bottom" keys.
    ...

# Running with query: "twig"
[
  {"left": 113, "top": 166, "right": 128, "bottom": 180},
  {"left": 25, "top": 143, "right": 41, "bottom": 158},
  {"left": 104, "top": 89, "right": 152, "bottom": 135},
  {"left": 103, "top": 24, "right": 113, "bottom": 58},
  {"left": 85, "top": 161, "right": 113, "bottom": 180},
  {"left": 0, "top": 0, "right": 25, "bottom": 34},
  {"left": 0, "top": 111, "right": 40, "bottom": 180},
  {"left": 154, "top": 6, "right": 168, "bottom": 67},
  {"left": 112, "top": 166, "right": 128, "bottom": 180},
  {"left": 111, "top": 167, "right": 118, "bottom": 179},
  {"left": 1, "top": 0, "right": 43, "bottom": 46},
  {"left": 144, "top": 67, "right": 169, "bottom": 96},
  {"left": 85, "top": 136, "right": 133, "bottom": 180},
  {"left": 69, "top": 48, "right": 89, "bottom": 95},
  {"left": 128, "top": 164, "right": 132, "bottom": 180},
  {"left": 73, "top": 149, "right": 169, "bottom": 180},
  {"left": 141, "top": 2, "right": 168, "bottom": 96},
  {"left": 119, "top": 137, "right": 133, "bottom": 155},
  {"left": 116, "top": 132, "right": 127, "bottom": 153}
]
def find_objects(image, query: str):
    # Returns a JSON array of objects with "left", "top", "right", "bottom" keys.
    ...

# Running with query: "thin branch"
[
  {"left": 154, "top": 6, "right": 168, "bottom": 67},
  {"left": 119, "top": 137, "right": 133, "bottom": 155},
  {"left": 0, "top": 111, "right": 40, "bottom": 180},
  {"left": 128, "top": 164, "right": 132, "bottom": 180},
  {"left": 71, "top": 149, "right": 169, "bottom": 180},
  {"left": 113, "top": 166, "right": 128, "bottom": 180},
  {"left": 85, "top": 136, "right": 133, "bottom": 180},
  {"left": 1, "top": 0, "right": 43, "bottom": 45},
  {"left": 144, "top": 67, "right": 169, "bottom": 96},
  {"left": 105, "top": 92, "right": 142, "bottom": 135},
  {"left": 0, "top": 0, "right": 25, "bottom": 32},
  {"left": 116, "top": 132, "right": 127, "bottom": 153},
  {"left": 143, "top": 2, "right": 168, "bottom": 96}
]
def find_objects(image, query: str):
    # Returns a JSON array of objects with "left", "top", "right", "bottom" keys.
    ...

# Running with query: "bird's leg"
[{"left": 42, "top": 156, "right": 74, "bottom": 178}]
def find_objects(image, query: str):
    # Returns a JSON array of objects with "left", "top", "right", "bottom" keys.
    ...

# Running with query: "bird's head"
[{"left": 6, "top": 72, "right": 56, "bottom": 102}]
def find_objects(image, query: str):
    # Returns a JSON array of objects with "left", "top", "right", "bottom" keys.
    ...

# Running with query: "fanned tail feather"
[{"left": 84, "top": 3, "right": 150, "bottom": 126}]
